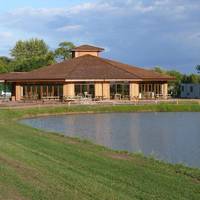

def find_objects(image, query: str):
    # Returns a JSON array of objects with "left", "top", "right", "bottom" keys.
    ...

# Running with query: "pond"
[{"left": 21, "top": 112, "right": 200, "bottom": 168}]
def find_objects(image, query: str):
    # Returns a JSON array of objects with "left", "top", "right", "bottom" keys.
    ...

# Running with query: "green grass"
[{"left": 0, "top": 104, "right": 200, "bottom": 200}]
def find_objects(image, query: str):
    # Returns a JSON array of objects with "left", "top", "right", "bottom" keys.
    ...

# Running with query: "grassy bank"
[
  {"left": 0, "top": 104, "right": 200, "bottom": 200},
  {"left": 2, "top": 103, "right": 200, "bottom": 119}
]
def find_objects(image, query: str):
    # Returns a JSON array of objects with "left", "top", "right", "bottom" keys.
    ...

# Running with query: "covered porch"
[{"left": 2, "top": 80, "right": 168, "bottom": 102}]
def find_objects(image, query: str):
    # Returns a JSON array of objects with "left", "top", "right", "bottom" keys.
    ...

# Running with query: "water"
[{"left": 21, "top": 112, "right": 200, "bottom": 168}]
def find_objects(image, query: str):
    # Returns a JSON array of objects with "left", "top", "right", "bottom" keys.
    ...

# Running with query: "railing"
[{"left": 0, "top": 95, "right": 10, "bottom": 102}]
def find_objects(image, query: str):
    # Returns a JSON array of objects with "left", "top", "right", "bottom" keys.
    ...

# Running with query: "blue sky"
[
  {"left": 0, "top": 0, "right": 200, "bottom": 73},
  {"left": 0, "top": 0, "right": 85, "bottom": 11}
]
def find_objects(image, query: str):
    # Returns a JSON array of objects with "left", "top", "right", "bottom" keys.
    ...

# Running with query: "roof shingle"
[
  {"left": 0, "top": 54, "right": 174, "bottom": 81},
  {"left": 71, "top": 45, "right": 104, "bottom": 52}
]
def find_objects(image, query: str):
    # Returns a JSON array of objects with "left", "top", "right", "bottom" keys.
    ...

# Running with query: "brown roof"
[
  {"left": 71, "top": 45, "right": 104, "bottom": 52},
  {"left": 0, "top": 55, "right": 174, "bottom": 82},
  {"left": 0, "top": 72, "right": 27, "bottom": 81}
]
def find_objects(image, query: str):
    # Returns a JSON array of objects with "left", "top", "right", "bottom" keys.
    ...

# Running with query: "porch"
[{"left": 1, "top": 81, "right": 169, "bottom": 102}]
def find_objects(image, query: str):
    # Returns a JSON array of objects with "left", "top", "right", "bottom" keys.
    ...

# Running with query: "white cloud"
[
  {"left": 56, "top": 25, "right": 82, "bottom": 32},
  {"left": 0, "top": 0, "right": 200, "bottom": 72},
  {"left": 0, "top": 31, "right": 13, "bottom": 39}
]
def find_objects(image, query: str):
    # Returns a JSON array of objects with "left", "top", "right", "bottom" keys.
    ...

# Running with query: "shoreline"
[{"left": 0, "top": 98, "right": 199, "bottom": 109}]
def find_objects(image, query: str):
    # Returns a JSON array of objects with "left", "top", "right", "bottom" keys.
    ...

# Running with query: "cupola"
[{"left": 71, "top": 44, "right": 104, "bottom": 58}]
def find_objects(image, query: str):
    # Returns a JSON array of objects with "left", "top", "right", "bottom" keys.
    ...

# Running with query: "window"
[
  {"left": 139, "top": 83, "right": 161, "bottom": 94},
  {"left": 149, "top": 84, "right": 152, "bottom": 92},
  {"left": 124, "top": 84, "right": 129, "bottom": 96},
  {"left": 190, "top": 86, "right": 193, "bottom": 93},
  {"left": 110, "top": 82, "right": 129, "bottom": 99},
  {"left": 22, "top": 84, "right": 63, "bottom": 99},
  {"left": 181, "top": 86, "right": 184, "bottom": 92},
  {"left": 75, "top": 82, "right": 95, "bottom": 97}
]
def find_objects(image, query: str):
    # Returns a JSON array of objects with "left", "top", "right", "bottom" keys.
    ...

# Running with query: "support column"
[
  {"left": 20, "top": 86, "right": 23, "bottom": 97},
  {"left": 95, "top": 83, "right": 103, "bottom": 97},
  {"left": 130, "top": 83, "right": 139, "bottom": 99},
  {"left": 162, "top": 83, "right": 168, "bottom": 99},
  {"left": 63, "top": 83, "right": 75, "bottom": 97},
  {"left": 102, "top": 83, "right": 110, "bottom": 99},
  {"left": 15, "top": 84, "right": 22, "bottom": 101}
]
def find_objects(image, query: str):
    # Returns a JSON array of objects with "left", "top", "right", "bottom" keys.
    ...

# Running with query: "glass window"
[
  {"left": 140, "top": 83, "right": 162, "bottom": 94},
  {"left": 124, "top": 84, "right": 129, "bottom": 96},
  {"left": 142, "top": 84, "right": 145, "bottom": 92},
  {"left": 117, "top": 84, "right": 123, "bottom": 94},
  {"left": 110, "top": 83, "right": 116, "bottom": 97},
  {"left": 149, "top": 84, "right": 152, "bottom": 92},
  {"left": 190, "top": 86, "right": 193, "bottom": 93},
  {"left": 48, "top": 85, "right": 52, "bottom": 96},
  {"left": 75, "top": 82, "right": 95, "bottom": 97},
  {"left": 82, "top": 85, "right": 87, "bottom": 93},
  {"left": 59, "top": 85, "right": 63, "bottom": 97},
  {"left": 110, "top": 82, "right": 130, "bottom": 99},
  {"left": 75, "top": 85, "right": 81, "bottom": 95},
  {"left": 22, "top": 84, "right": 62, "bottom": 99},
  {"left": 43, "top": 85, "right": 47, "bottom": 96},
  {"left": 139, "top": 85, "right": 142, "bottom": 93},
  {"left": 89, "top": 84, "right": 95, "bottom": 96},
  {"left": 27, "top": 85, "right": 31, "bottom": 96}
]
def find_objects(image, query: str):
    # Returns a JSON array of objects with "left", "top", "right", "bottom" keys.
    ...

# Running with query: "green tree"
[
  {"left": 183, "top": 74, "right": 200, "bottom": 84},
  {"left": 153, "top": 66, "right": 165, "bottom": 74},
  {"left": 153, "top": 67, "right": 184, "bottom": 97},
  {"left": 154, "top": 66, "right": 200, "bottom": 97},
  {"left": 196, "top": 65, "right": 200, "bottom": 73},
  {"left": 166, "top": 70, "right": 183, "bottom": 97},
  {"left": 0, "top": 60, "right": 8, "bottom": 73},
  {"left": 10, "top": 53, "right": 55, "bottom": 72},
  {"left": 0, "top": 56, "right": 12, "bottom": 73},
  {"left": 11, "top": 39, "right": 49, "bottom": 59},
  {"left": 55, "top": 41, "right": 75, "bottom": 61},
  {"left": 10, "top": 38, "right": 55, "bottom": 72}
]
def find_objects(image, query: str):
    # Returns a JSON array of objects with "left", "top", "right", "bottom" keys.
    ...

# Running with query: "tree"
[
  {"left": 166, "top": 70, "right": 183, "bottom": 97},
  {"left": 153, "top": 67, "right": 184, "bottom": 97},
  {"left": 54, "top": 41, "right": 75, "bottom": 62},
  {"left": 153, "top": 66, "right": 165, "bottom": 74},
  {"left": 11, "top": 39, "right": 49, "bottom": 59},
  {"left": 10, "top": 38, "right": 55, "bottom": 72},
  {"left": 183, "top": 74, "right": 200, "bottom": 84},
  {"left": 0, "top": 56, "right": 12, "bottom": 73},
  {"left": 0, "top": 60, "right": 7, "bottom": 73},
  {"left": 196, "top": 65, "right": 200, "bottom": 73},
  {"left": 0, "top": 56, "right": 12, "bottom": 64},
  {"left": 153, "top": 66, "right": 200, "bottom": 97},
  {"left": 10, "top": 52, "right": 55, "bottom": 72}
]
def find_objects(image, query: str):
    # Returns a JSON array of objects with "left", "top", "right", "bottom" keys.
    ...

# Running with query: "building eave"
[
  {"left": 139, "top": 78, "right": 175, "bottom": 82},
  {"left": 65, "top": 79, "right": 143, "bottom": 82},
  {"left": 4, "top": 79, "right": 65, "bottom": 83}
]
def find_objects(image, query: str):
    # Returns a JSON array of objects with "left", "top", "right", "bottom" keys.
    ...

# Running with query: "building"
[
  {"left": 181, "top": 84, "right": 200, "bottom": 99},
  {"left": 0, "top": 44, "right": 174, "bottom": 101}
]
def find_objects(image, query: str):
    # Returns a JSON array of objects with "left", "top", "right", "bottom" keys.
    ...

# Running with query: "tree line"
[
  {"left": 0, "top": 39, "right": 75, "bottom": 73},
  {"left": 153, "top": 67, "right": 200, "bottom": 97}
]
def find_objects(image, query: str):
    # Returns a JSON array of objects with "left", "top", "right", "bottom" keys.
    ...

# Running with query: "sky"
[{"left": 0, "top": 0, "right": 200, "bottom": 73}]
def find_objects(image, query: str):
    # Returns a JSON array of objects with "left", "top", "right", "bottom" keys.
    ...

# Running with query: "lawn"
[{"left": 0, "top": 104, "right": 200, "bottom": 200}]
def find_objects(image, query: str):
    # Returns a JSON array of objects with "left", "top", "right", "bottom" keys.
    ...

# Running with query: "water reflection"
[{"left": 21, "top": 112, "right": 200, "bottom": 168}]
